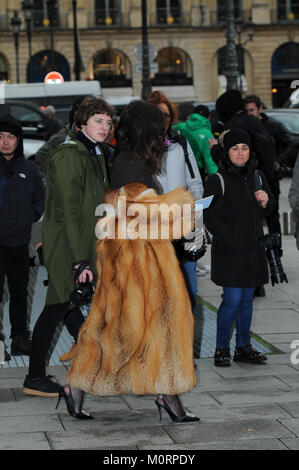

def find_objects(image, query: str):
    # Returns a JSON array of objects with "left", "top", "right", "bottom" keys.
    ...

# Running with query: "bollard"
[{"left": 282, "top": 211, "right": 295, "bottom": 235}]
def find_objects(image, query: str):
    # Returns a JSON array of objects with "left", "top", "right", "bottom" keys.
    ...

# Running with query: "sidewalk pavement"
[{"left": 0, "top": 180, "right": 299, "bottom": 451}]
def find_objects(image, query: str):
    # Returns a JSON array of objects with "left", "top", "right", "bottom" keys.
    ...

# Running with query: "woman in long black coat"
[{"left": 203, "top": 129, "right": 276, "bottom": 367}]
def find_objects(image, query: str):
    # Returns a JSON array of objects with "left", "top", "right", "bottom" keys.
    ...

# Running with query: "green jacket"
[
  {"left": 173, "top": 114, "right": 218, "bottom": 175},
  {"left": 42, "top": 136, "right": 109, "bottom": 305}
]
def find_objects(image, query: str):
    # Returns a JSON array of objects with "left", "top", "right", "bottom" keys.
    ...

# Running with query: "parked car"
[
  {"left": 263, "top": 108, "right": 299, "bottom": 168},
  {"left": 0, "top": 100, "right": 51, "bottom": 140}
]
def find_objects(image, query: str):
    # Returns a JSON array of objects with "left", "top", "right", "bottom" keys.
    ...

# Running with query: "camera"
[
  {"left": 70, "top": 276, "right": 95, "bottom": 306},
  {"left": 259, "top": 233, "right": 288, "bottom": 286}
]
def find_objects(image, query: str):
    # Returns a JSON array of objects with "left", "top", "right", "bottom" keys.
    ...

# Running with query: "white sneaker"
[{"left": 196, "top": 267, "right": 207, "bottom": 276}]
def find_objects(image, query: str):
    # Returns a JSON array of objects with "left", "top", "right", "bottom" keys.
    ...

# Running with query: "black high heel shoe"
[
  {"left": 56, "top": 386, "right": 94, "bottom": 420},
  {"left": 155, "top": 395, "right": 200, "bottom": 423}
]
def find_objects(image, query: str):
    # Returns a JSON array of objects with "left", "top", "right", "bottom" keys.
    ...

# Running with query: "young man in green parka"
[{"left": 23, "top": 96, "right": 114, "bottom": 396}]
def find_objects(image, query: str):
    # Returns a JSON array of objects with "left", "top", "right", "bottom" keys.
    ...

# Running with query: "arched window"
[
  {"left": 33, "top": 0, "right": 59, "bottom": 28},
  {"left": 27, "top": 49, "right": 70, "bottom": 83},
  {"left": 271, "top": 42, "right": 299, "bottom": 106},
  {"left": 0, "top": 53, "right": 8, "bottom": 81},
  {"left": 156, "top": 0, "right": 182, "bottom": 25},
  {"left": 218, "top": 45, "right": 245, "bottom": 76},
  {"left": 152, "top": 47, "right": 192, "bottom": 86},
  {"left": 93, "top": 49, "right": 131, "bottom": 87},
  {"left": 95, "top": 0, "right": 121, "bottom": 27}
]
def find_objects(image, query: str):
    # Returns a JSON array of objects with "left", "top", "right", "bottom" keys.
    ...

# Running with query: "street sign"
[
  {"left": 134, "top": 41, "right": 158, "bottom": 62},
  {"left": 44, "top": 71, "right": 64, "bottom": 84},
  {"left": 134, "top": 63, "right": 158, "bottom": 74}
]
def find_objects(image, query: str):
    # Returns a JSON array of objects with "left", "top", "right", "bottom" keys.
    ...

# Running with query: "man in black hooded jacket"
[
  {"left": 211, "top": 89, "right": 275, "bottom": 184},
  {"left": 0, "top": 115, "right": 45, "bottom": 360}
]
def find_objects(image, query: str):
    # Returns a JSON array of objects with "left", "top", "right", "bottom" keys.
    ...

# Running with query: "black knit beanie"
[
  {"left": 0, "top": 115, "right": 22, "bottom": 138},
  {"left": 223, "top": 129, "right": 252, "bottom": 152},
  {"left": 216, "top": 89, "right": 244, "bottom": 123},
  {"left": 0, "top": 115, "right": 23, "bottom": 159}
]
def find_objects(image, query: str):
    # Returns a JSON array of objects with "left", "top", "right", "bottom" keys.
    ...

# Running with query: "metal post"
[
  {"left": 47, "top": 0, "right": 55, "bottom": 69},
  {"left": 141, "top": 0, "right": 152, "bottom": 100},
  {"left": 11, "top": 11, "right": 22, "bottom": 84},
  {"left": 225, "top": 0, "right": 239, "bottom": 91},
  {"left": 72, "top": 0, "right": 85, "bottom": 80},
  {"left": 22, "top": 0, "right": 34, "bottom": 83}
]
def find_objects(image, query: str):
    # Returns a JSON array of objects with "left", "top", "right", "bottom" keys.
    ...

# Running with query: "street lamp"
[
  {"left": 10, "top": 11, "right": 22, "bottom": 84},
  {"left": 22, "top": 0, "right": 34, "bottom": 83},
  {"left": 141, "top": 0, "right": 152, "bottom": 100},
  {"left": 225, "top": 0, "right": 239, "bottom": 90},
  {"left": 72, "top": 0, "right": 85, "bottom": 80}
]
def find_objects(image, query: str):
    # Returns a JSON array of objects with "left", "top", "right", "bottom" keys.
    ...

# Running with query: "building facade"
[{"left": 1, "top": 0, "right": 299, "bottom": 107}]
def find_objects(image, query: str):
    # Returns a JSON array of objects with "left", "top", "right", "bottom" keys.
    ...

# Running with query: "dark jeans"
[
  {"left": 0, "top": 244, "right": 30, "bottom": 338},
  {"left": 28, "top": 302, "right": 85, "bottom": 378},
  {"left": 216, "top": 287, "right": 255, "bottom": 349}
]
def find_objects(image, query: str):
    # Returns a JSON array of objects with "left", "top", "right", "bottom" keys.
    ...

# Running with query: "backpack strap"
[
  {"left": 216, "top": 172, "right": 225, "bottom": 195},
  {"left": 178, "top": 134, "right": 195, "bottom": 179}
]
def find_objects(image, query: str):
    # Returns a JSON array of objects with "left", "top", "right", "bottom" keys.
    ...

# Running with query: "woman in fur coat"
[{"left": 61, "top": 101, "right": 199, "bottom": 423}]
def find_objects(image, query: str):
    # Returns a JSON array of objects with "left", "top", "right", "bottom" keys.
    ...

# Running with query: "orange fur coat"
[{"left": 67, "top": 183, "right": 197, "bottom": 395}]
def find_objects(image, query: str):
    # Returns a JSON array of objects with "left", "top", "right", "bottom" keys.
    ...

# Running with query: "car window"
[
  {"left": 267, "top": 113, "right": 299, "bottom": 134},
  {"left": 9, "top": 105, "right": 43, "bottom": 127}
]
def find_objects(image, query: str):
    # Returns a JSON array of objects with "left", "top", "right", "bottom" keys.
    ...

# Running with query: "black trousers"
[
  {"left": 0, "top": 244, "right": 30, "bottom": 339},
  {"left": 266, "top": 178, "right": 282, "bottom": 242},
  {"left": 28, "top": 302, "right": 85, "bottom": 378}
]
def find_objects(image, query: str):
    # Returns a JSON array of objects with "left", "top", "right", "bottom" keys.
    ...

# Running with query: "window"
[
  {"left": 95, "top": 0, "right": 120, "bottom": 27},
  {"left": 9, "top": 105, "right": 42, "bottom": 126},
  {"left": 27, "top": 49, "right": 70, "bottom": 83},
  {"left": 33, "top": 0, "right": 59, "bottom": 28},
  {"left": 93, "top": 49, "right": 131, "bottom": 87},
  {"left": 152, "top": 47, "right": 192, "bottom": 86},
  {"left": 156, "top": 0, "right": 182, "bottom": 25},
  {"left": 217, "top": 0, "right": 242, "bottom": 23},
  {"left": 277, "top": 0, "right": 299, "bottom": 21}
]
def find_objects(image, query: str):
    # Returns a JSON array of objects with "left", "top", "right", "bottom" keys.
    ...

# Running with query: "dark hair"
[
  {"left": 244, "top": 94, "right": 263, "bottom": 108},
  {"left": 147, "top": 90, "right": 177, "bottom": 129},
  {"left": 114, "top": 100, "right": 165, "bottom": 175},
  {"left": 75, "top": 96, "right": 115, "bottom": 128}
]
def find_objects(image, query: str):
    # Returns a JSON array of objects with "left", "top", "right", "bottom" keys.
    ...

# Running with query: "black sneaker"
[
  {"left": 23, "top": 375, "right": 62, "bottom": 397},
  {"left": 11, "top": 333, "right": 31, "bottom": 356},
  {"left": 214, "top": 347, "right": 231, "bottom": 367},
  {"left": 233, "top": 344, "right": 267, "bottom": 364}
]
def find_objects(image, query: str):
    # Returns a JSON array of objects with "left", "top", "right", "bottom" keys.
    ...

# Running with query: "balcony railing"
[{"left": 94, "top": 8, "right": 122, "bottom": 27}]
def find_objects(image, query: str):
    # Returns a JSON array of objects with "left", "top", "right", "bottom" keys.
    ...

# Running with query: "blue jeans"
[
  {"left": 216, "top": 287, "right": 255, "bottom": 349},
  {"left": 180, "top": 261, "right": 197, "bottom": 308}
]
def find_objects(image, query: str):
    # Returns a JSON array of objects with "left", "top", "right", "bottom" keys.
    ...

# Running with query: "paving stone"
[
  {"left": 279, "top": 419, "right": 299, "bottom": 437},
  {"left": 192, "top": 403, "right": 293, "bottom": 422},
  {"left": 164, "top": 419, "right": 294, "bottom": 445},
  {"left": 277, "top": 402, "right": 299, "bottom": 419},
  {"left": 47, "top": 426, "right": 174, "bottom": 450},
  {"left": 0, "top": 432, "right": 51, "bottom": 450},
  {"left": 0, "top": 415, "right": 63, "bottom": 434},
  {"left": 208, "top": 387, "right": 299, "bottom": 406},
  {"left": 0, "top": 388, "right": 15, "bottom": 403},
  {"left": 141, "top": 437, "right": 288, "bottom": 450},
  {"left": 280, "top": 438, "right": 299, "bottom": 450}
]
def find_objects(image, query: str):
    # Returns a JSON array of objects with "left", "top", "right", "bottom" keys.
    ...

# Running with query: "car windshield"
[{"left": 267, "top": 112, "right": 299, "bottom": 134}]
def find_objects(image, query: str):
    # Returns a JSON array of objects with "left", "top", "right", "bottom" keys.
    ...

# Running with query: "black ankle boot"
[
  {"left": 233, "top": 344, "right": 267, "bottom": 364},
  {"left": 214, "top": 347, "right": 231, "bottom": 367}
]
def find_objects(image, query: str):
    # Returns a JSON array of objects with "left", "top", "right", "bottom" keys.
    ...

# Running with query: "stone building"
[{"left": 1, "top": 0, "right": 299, "bottom": 107}]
